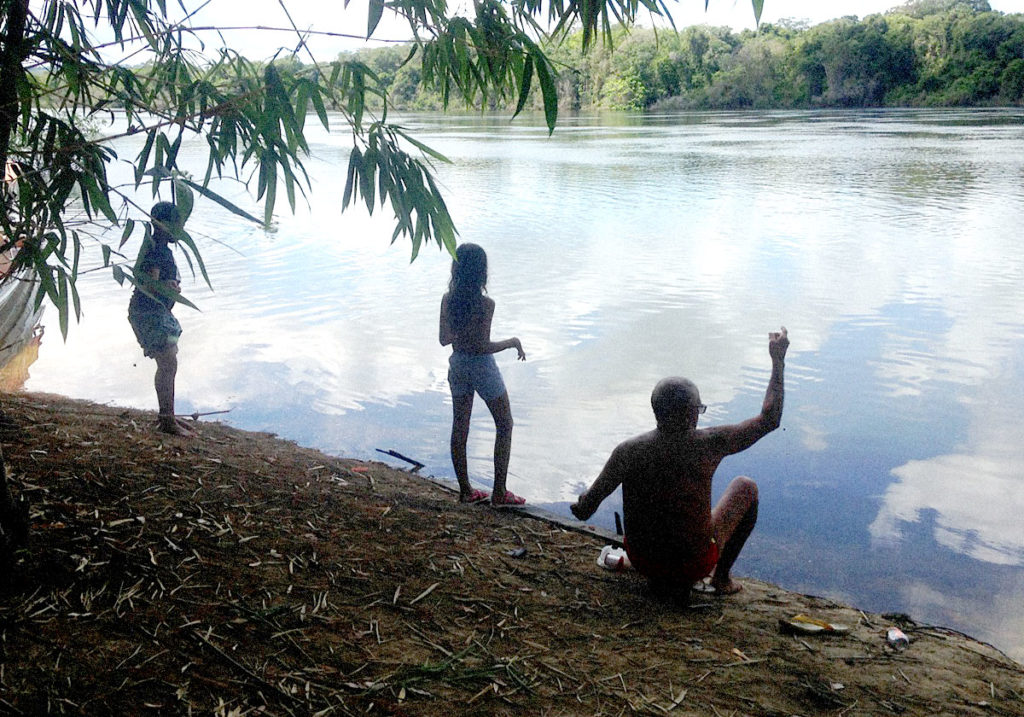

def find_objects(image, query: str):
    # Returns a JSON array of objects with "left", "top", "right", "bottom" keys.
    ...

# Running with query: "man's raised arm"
[
  {"left": 712, "top": 327, "right": 789, "bottom": 456},
  {"left": 762, "top": 326, "right": 789, "bottom": 429}
]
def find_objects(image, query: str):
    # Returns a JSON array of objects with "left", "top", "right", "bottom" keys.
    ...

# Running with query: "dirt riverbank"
[{"left": 0, "top": 392, "right": 1021, "bottom": 715}]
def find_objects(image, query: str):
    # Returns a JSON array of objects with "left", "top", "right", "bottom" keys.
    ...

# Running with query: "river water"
[{"left": 17, "top": 108, "right": 1024, "bottom": 661}]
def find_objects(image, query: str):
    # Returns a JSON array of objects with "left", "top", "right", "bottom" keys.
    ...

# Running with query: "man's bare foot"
[{"left": 709, "top": 578, "right": 743, "bottom": 596}]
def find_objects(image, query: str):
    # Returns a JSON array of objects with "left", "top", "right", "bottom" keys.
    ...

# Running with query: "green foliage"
[
  {"left": 895, "top": 0, "right": 992, "bottom": 20},
  {"left": 1000, "top": 58, "right": 1024, "bottom": 102},
  {"left": 347, "top": 2, "right": 1022, "bottom": 114},
  {"left": 600, "top": 72, "right": 647, "bottom": 110},
  {"left": 792, "top": 16, "right": 917, "bottom": 106},
  {"left": 418, "top": 0, "right": 560, "bottom": 129}
]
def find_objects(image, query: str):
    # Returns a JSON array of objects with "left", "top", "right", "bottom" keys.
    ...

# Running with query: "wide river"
[{"left": 16, "top": 108, "right": 1024, "bottom": 661}]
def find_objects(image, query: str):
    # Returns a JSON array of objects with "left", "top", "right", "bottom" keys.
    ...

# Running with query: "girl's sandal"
[
  {"left": 491, "top": 490, "right": 526, "bottom": 508},
  {"left": 460, "top": 489, "right": 491, "bottom": 504}
]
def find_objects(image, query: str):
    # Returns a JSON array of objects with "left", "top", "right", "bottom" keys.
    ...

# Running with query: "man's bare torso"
[{"left": 616, "top": 428, "right": 728, "bottom": 562}]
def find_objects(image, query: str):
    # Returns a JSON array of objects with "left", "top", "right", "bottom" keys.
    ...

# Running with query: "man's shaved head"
[{"left": 651, "top": 377, "right": 701, "bottom": 430}]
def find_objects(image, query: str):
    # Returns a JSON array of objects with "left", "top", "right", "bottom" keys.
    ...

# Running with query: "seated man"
[{"left": 571, "top": 328, "right": 789, "bottom": 603}]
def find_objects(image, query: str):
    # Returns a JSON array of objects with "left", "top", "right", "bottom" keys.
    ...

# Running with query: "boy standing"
[{"left": 128, "top": 202, "right": 193, "bottom": 436}]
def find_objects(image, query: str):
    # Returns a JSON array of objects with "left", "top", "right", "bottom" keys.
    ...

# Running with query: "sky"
[{"left": 178, "top": 0, "right": 1024, "bottom": 61}]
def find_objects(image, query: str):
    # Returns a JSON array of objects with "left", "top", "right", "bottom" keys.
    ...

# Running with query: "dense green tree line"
[{"left": 350, "top": 0, "right": 1024, "bottom": 111}]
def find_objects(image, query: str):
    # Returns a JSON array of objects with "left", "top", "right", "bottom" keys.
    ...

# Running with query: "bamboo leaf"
[
  {"left": 351, "top": 69, "right": 366, "bottom": 131},
  {"left": 263, "top": 161, "right": 277, "bottom": 227},
  {"left": 367, "top": 0, "right": 385, "bottom": 37},
  {"left": 167, "top": 132, "right": 183, "bottom": 170},
  {"left": 399, "top": 43, "right": 418, "bottom": 69},
  {"left": 171, "top": 291, "right": 199, "bottom": 311},
  {"left": 136, "top": 132, "right": 156, "bottom": 186},
  {"left": 179, "top": 179, "right": 263, "bottom": 225},
  {"left": 343, "top": 146, "right": 363, "bottom": 209},
  {"left": 38, "top": 267, "right": 57, "bottom": 313},
  {"left": 532, "top": 50, "right": 558, "bottom": 134},
  {"left": 513, "top": 53, "right": 534, "bottom": 118},
  {"left": 70, "top": 273, "right": 82, "bottom": 323},
  {"left": 71, "top": 230, "right": 81, "bottom": 281},
  {"left": 309, "top": 84, "right": 329, "bottom": 129},
  {"left": 174, "top": 179, "right": 195, "bottom": 222},
  {"left": 393, "top": 129, "right": 450, "bottom": 164},
  {"left": 295, "top": 78, "right": 310, "bottom": 130},
  {"left": 127, "top": 0, "right": 159, "bottom": 49},
  {"left": 57, "top": 272, "right": 69, "bottom": 339},
  {"left": 119, "top": 219, "right": 136, "bottom": 249},
  {"left": 282, "top": 161, "right": 297, "bottom": 212},
  {"left": 80, "top": 173, "right": 118, "bottom": 223},
  {"left": 363, "top": 146, "right": 379, "bottom": 209},
  {"left": 173, "top": 229, "right": 212, "bottom": 289}
]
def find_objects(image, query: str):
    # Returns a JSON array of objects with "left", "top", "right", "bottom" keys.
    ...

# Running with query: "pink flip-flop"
[
  {"left": 491, "top": 490, "right": 526, "bottom": 507},
  {"left": 461, "top": 488, "right": 491, "bottom": 504}
]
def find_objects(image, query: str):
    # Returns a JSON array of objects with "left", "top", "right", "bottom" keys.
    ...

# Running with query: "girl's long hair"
[{"left": 446, "top": 243, "right": 488, "bottom": 333}]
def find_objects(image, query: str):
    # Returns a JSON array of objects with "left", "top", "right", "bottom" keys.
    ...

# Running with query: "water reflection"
[
  {"left": 871, "top": 352, "right": 1024, "bottom": 567},
  {"left": 16, "top": 108, "right": 1024, "bottom": 662}
]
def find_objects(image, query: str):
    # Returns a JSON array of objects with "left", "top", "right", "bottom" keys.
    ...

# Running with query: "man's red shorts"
[{"left": 625, "top": 537, "right": 719, "bottom": 585}]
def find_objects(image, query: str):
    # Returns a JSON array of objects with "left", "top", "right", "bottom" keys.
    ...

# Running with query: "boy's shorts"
[
  {"left": 128, "top": 307, "right": 182, "bottom": 358},
  {"left": 448, "top": 352, "right": 507, "bottom": 402}
]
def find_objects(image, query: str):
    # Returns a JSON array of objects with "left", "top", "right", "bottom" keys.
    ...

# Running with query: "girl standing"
[{"left": 439, "top": 244, "right": 526, "bottom": 505}]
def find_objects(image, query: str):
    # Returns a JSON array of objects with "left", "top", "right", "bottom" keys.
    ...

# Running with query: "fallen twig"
[
  {"left": 191, "top": 629, "right": 300, "bottom": 705},
  {"left": 375, "top": 448, "right": 425, "bottom": 473},
  {"left": 177, "top": 409, "right": 232, "bottom": 421}
]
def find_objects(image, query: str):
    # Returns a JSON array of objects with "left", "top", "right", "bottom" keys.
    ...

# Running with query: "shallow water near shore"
[{"left": 18, "top": 108, "right": 1024, "bottom": 661}]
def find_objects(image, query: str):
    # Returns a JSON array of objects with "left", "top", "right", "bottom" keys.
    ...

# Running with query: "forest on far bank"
[{"left": 348, "top": 0, "right": 1024, "bottom": 111}]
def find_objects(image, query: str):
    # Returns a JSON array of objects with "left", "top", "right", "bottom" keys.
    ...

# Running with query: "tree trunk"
[
  {"left": 0, "top": 0, "right": 31, "bottom": 173},
  {"left": 0, "top": 441, "right": 29, "bottom": 572},
  {"left": 1, "top": 1, "right": 35, "bottom": 570}
]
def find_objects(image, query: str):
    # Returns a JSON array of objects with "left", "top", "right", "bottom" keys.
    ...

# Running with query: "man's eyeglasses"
[{"left": 694, "top": 404, "right": 707, "bottom": 414}]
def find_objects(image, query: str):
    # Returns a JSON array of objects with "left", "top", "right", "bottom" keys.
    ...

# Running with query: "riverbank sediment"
[{"left": 0, "top": 392, "right": 1021, "bottom": 715}]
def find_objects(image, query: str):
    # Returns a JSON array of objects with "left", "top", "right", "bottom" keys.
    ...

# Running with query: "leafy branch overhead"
[
  {"left": 0, "top": 0, "right": 763, "bottom": 335},
  {"left": 343, "top": 123, "right": 457, "bottom": 259}
]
